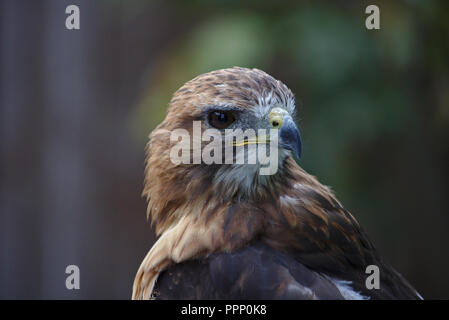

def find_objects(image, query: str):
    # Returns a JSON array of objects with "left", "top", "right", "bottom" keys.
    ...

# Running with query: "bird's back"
[{"left": 154, "top": 242, "right": 346, "bottom": 299}]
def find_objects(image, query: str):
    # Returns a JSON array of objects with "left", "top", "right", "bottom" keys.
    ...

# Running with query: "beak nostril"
[{"left": 270, "top": 116, "right": 283, "bottom": 128}]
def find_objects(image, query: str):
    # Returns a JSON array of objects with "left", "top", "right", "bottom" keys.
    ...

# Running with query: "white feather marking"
[
  {"left": 331, "top": 278, "right": 370, "bottom": 300},
  {"left": 253, "top": 90, "right": 295, "bottom": 119}
]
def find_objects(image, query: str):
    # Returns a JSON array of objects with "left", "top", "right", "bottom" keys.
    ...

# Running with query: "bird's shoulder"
[{"left": 263, "top": 173, "right": 421, "bottom": 300}]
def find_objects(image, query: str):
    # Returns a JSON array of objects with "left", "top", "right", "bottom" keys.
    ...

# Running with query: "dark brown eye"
[{"left": 208, "top": 110, "right": 236, "bottom": 129}]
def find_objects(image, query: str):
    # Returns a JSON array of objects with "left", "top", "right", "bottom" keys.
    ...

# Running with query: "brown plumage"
[{"left": 132, "top": 67, "right": 421, "bottom": 300}]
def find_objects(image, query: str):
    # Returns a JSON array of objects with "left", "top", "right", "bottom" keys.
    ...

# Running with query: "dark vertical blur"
[
  {"left": 0, "top": 0, "right": 189, "bottom": 299},
  {"left": 0, "top": 0, "right": 448, "bottom": 299}
]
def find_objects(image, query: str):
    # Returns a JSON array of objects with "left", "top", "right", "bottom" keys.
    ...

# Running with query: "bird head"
[{"left": 144, "top": 67, "right": 302, "bottom": 233}]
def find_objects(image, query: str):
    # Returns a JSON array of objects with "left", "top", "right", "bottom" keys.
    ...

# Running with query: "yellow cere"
[{"left": 269, "top": 107, "right": 288, "bottom": 129}]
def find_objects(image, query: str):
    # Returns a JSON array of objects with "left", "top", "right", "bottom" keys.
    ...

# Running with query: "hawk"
[{"left": 132, "top": 67, "right": 422, "bottom": 300}]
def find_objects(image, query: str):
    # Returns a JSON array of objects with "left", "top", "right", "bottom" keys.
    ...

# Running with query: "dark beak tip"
[{"left": 289, "top": 141, "right": 302, "bottom": 160}]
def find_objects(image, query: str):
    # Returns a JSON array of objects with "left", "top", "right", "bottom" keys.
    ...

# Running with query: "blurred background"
[{"left": 1, "top": 0, "right": 448, "bottom": 299}]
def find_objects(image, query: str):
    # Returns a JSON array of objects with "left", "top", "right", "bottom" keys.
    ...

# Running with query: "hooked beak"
[
  {"left": 269, "top": 108, "right": 302, "bottom": 160},
  {"left": 231, "top": 107, "right": 302, "bottom": 160},
  {"left": 279, "top": 116, "right": 302, "bottom": 160}
]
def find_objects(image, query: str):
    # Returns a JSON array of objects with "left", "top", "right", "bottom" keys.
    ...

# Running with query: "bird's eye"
[{"left": 208, "top": 110, "right": 236, "bottom": 129}]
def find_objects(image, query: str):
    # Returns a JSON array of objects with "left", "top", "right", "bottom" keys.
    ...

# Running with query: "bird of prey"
[{"left": 132, "top": 67, "right": 422, "bottom": 300}]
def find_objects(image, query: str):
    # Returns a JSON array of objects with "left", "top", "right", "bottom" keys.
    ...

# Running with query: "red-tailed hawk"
[{"left": 132, "top": 67, "right": 422, "bottom": 300}]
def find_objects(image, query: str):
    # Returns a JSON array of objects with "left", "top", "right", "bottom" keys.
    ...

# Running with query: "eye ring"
[{"left": 208, "top": 110, "right": 236, "bottom": 129}]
